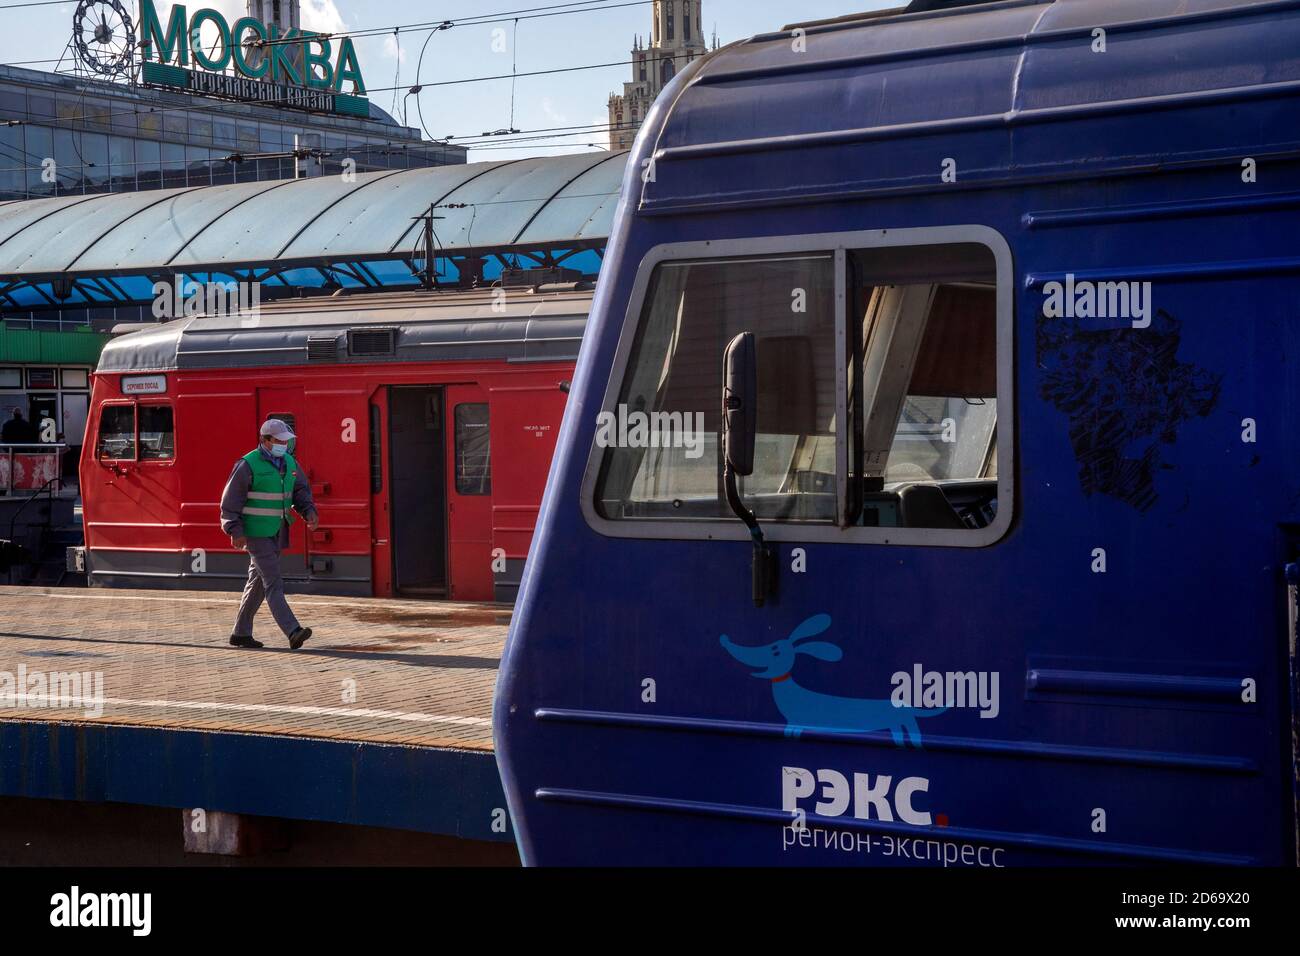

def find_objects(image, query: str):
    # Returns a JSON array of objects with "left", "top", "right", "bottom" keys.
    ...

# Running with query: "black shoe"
[
  {"left": 288, "top": 627, "right": 312, "bottom": 650},
  {"left": 230, "top": 634, "right": 264, "bottom": 649}
]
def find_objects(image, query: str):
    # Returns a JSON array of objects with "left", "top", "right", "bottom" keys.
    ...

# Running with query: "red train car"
[{"left": 80, "top": 286, "right": 589, "bottom": 601}]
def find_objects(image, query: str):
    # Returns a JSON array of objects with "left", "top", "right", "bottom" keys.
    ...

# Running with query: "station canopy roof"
[{"left": 0, "top": 151, "right": 628, "bottom": 309}]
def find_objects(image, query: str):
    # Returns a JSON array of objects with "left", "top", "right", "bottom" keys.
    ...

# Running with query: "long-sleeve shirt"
[{"left": 220, "top": 446, "right": 317, "bottom": 546}]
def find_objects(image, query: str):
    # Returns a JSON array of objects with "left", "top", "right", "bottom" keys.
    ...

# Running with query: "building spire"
[{"left": 609, "top": 0, "right": 712, "bottom": 151}]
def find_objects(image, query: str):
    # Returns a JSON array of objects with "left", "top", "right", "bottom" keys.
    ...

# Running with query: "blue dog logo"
[{"left": 720, "top": 613, "right": 945, "bottom": 747}]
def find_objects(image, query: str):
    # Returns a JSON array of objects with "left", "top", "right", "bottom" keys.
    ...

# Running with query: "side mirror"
[
  {"left": 722, "top": 331, "right": 757, "bottom": 476},
  {"left": 721, "top": 331, "right": 775, "bottom": 608}
]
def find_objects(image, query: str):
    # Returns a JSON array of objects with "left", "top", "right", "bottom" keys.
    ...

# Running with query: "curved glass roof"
[{"left": 0, "top": 150, "right": 628, "bottom": 278}]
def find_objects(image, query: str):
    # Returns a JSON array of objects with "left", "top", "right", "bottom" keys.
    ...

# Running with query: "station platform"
[{"left": 0, "top": 587, "right": 512, "bottom": 844}]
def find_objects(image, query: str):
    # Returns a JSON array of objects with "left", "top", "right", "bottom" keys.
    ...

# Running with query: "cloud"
[
  {"left": 198, "top": 1, "right": 247, "bottom": 25},
  {"left": 301, "top": 0, "right": 347, "bottom": 35},
  {"left": 185, "top": 1, "right": 348, "bottom": 36},
  {"left": 382, "top": 32, "right": 407, "bottom": 64},
  {"left": 540, "top": 96, "right": 566, "bottom": 125}
]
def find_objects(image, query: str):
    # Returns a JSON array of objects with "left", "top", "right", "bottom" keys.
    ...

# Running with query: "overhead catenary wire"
[
  {"left": 388, "top": 28, "right": 401, "bottom": 118},
  {"left": 0, "top": 0, "right": 661, "bottom": 67},
  {"left": 0, "top": 0, "right": 706, "bottom": 146},
  {"left": 0, "top": 43, "right": 694, "bottom": 151},
  {"left": 0, "top": 0, "right": 701, "bottom": 167},
  {"left": 248, "top": 0, "right": 659, "bottom": 48}
]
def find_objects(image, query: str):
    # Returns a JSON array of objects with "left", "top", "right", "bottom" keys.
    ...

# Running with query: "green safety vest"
[{"left": 240, "top": 449, "right": 299, "bottom": 538}]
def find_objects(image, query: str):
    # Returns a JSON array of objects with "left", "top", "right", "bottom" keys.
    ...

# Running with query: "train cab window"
[
  {"left": 96, "top": 405, "right": 136, "bottom": 460},
  {"left": 592, "top": 235, "right": 1007, "bottom": 542},
  {"left": 455, "top": 403, "right": 491, "bottom": 495},
  {"left": 137, "top": 405, "right": 175, "bottom": 461},
  {"left": 596, "top": 253, "right": 837, "bottom": 522},
  {"left": 848, "top": 244, "right": 999, "bottom": 531},
  {"left": 98, "top": 404, "right": 175, "bottom": 461}
]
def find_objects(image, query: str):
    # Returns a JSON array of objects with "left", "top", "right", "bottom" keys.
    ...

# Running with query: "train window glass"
[
  {"left": 591, "top": 236, "right": 1007, "bottom": 541},
  {"left": 848, "top": 243, "right": 999, "bottom": 530},
  {"left": 97, "top": 405, "right": 136, "bottom": 460},
  {"left": 137, "top": 406, "right": 175, "bottom": 461},
  {"left": 596, "top": 253, "right": 837, "bottom": 522},
  {"left": 455, "top": 404, "right": 491, "bottom": 495}
]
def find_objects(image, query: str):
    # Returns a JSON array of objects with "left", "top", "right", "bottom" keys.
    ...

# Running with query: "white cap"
[{"left": 259, "top": 418, "right": 296, "bottom": 441}]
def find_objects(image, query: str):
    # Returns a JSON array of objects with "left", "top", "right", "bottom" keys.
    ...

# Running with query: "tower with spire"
[
  {"left": 243, "top": 1, "right": 304, "bottom": 77},
  {"left": 607, "top": 1, "right": 714, "bottom": 151}
]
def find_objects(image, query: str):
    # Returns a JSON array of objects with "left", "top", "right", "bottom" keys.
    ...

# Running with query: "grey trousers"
[{"left": 233, "top": 535, "right": 301, "bottom": 639}]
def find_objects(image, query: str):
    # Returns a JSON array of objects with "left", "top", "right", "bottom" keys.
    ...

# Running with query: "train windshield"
[
  {"left": 598, "top": 253, "right": 837, "bottom": 521},
  {"left": 594, "top": 241, "right": 1001, "bottom": 531}
]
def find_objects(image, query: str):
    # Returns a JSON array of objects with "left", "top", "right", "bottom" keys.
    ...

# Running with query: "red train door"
[
  {"left": 84, "top": 397, "right": 181, "bottom": 560},
  {"left": 487, "top": 382, "right": 569, "bottom": 603},
  {"left": 445, "top": 385, "right": 493, "bottom": 601},
  {"left": 256, "top": 387, "right": 307, "bottom": 577},
  {"left": 387, "top": 386, "right": 448, "bottom": 597},
  {"left": 368, "top": 390, "right": 393, "bottom": 598}
]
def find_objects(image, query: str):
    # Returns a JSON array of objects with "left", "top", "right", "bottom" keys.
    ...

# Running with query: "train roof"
[
  {"left": 638, "top": 0, "right": 1299, "bottom": 214},
  {"left": 96, "top": 286, "right": 594, "bottom": 373}
]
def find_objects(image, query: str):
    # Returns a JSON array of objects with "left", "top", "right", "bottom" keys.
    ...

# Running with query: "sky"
[{"left": 0, "top": 0, "right": 897, "bottom": 161}]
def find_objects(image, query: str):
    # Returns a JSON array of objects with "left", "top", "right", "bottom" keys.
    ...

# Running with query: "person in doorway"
[
  {"left": 1, "top": 409, "right": 35, "bottom": 444},
  {"left": 220, "top": 419, "right": 319, "bottom": 649}
]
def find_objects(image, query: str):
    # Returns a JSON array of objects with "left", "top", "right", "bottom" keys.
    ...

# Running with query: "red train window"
[
  {"left": 97, "top": 405, "right": 136, "bottom": 460},
  {"left": 138, "top": 405, "right": 175, "bottom": 460},
  {"left": 97, "top": 404, "right": 175, "bottom": 461},
  {"left": 454, "top": 403, "right": 490, "bottom": 495}
]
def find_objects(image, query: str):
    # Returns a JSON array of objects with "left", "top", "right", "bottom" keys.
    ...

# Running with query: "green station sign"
[{"left": 138, "top": 1, "right": 369, "bottom": 117}]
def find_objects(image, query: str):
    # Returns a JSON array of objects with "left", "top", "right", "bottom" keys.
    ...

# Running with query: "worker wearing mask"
[{"left": 220, "top": 418, "right": 318, "bottom": 649}]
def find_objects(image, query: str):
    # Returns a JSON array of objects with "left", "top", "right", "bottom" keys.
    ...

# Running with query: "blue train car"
[{"left": 495, "top": 0, "right": 1300, "bottom": 865}]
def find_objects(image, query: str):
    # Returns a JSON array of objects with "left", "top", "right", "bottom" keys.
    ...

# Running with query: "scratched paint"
[{"left": 1037, "top": 308, "right": 1221, "bottom": 512}]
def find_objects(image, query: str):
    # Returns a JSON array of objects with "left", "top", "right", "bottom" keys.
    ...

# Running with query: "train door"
[
  {"left": 256, "top": 387, "right": 306, "bottom": 579},
  {"left": 445, "top": 385, "right": 493, "bottom": 601},
  {"left": 85, "top": 397, "right": 179, "bottom": 560},
  {"left": 368, "top": 391, "right": 393, "bottom": 597},
  {"left": 488, "top": 382, "right": 569, "bottom": 603},
  {"left": 387, "top": 386, "right": 448, "bottom": 597}
]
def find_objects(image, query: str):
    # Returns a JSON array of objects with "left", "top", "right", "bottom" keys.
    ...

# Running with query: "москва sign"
[{"left": 138, "top": 1, "right": 369, "bottom": 117}]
